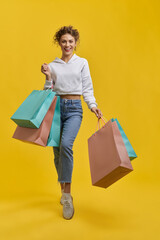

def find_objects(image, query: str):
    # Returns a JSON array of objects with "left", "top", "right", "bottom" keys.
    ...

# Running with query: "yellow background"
[{"left": 0, "top": 0, "right": 160, "bottom": 239}]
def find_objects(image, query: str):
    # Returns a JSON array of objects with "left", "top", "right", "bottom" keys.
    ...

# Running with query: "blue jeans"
[{"left": 53, "top": 98, "right": 83, "bottom": 183}]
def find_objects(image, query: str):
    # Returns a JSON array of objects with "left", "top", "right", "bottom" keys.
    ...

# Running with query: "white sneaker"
[{"left": 63, "top": 193, "right": 74, "bottom": 220}]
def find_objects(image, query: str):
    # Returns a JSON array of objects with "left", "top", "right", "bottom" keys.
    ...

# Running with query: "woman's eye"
[{"left": 62, "top": 41, "right": 73, "bottom": 43}]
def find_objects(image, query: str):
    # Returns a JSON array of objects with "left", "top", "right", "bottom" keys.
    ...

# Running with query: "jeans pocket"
[
  {"left": 67, "top": 103, "right": 83, "bottom": 114},
  {"left": 72, "top": 103, "right": 83, "bottom": 110}
]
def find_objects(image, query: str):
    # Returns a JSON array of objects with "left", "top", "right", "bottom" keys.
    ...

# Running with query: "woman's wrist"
[{"left": 46, "top": 75, "right": 51, "bottom": 81}]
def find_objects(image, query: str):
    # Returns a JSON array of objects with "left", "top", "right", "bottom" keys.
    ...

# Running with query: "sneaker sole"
[{"left": 63, "top": 207, "right": 74, "bottom": 220}]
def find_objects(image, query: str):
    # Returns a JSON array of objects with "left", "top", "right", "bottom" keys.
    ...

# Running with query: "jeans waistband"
[{"left": 60, "top": 98, "right": 81, "bottom": 104}]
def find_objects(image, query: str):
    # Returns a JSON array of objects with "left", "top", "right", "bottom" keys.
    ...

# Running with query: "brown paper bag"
[
  {"left": 88, "top": 118, "right": 133, "bottom": 188},
  {"left": 12, "top": 96, "right": 57, "bottom": 147}
]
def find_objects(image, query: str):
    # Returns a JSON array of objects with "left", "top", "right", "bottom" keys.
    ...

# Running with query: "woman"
[{"left": 41, "top": 25, "right": 102, "bottom": 220}]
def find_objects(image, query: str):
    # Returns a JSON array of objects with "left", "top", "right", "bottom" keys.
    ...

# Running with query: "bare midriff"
[{"left": 60, "top": 94, "right": 81, "bottom": 100}]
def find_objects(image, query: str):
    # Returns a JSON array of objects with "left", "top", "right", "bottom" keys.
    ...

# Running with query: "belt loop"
[{"left": 71, "top": 99, "right": 73, "bottom": 105}]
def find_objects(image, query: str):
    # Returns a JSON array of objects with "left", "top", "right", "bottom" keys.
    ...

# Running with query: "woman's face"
[{"left": 59, "top": 34, "right": 76, "bottom": 56}]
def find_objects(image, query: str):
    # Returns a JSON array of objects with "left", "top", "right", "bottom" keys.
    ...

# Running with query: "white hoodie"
[{"left": 43, "top": 53, "right": 98, "bottom": 110}]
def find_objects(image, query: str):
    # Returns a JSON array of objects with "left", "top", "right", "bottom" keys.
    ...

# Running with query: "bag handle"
[
  {"left": 95, "top": 116, "right": 108, "bottom": 132},
  {"left": 42, "top": 87, "right": 53, "bottom": 91}
]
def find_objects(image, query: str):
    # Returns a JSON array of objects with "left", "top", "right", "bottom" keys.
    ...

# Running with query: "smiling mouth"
[{"left": 64, "top": 48, "right": 71, "bottom": 51}]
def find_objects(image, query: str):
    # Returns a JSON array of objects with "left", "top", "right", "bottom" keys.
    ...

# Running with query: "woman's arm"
[
  {"left": 81, "top": 59, "right": 102, "bottom": 118},
  {"left": 41, "top": 63, "right": 53, "bottom": 90}
]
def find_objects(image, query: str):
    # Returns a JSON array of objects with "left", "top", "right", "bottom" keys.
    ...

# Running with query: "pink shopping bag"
[
  {"left": 88, "top": 117, "right": 133, "bottom": 188},
  {"left": 12, "top": 96, "right": 57, "bottom": 146}
]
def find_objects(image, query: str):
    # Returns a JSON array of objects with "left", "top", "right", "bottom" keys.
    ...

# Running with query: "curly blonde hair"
[{"left": 53, "top": 25, "right": 80, "bottom": 51}]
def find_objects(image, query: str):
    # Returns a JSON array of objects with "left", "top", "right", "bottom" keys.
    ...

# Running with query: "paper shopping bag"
[
  {"left": 12, "top": 96, "right": 57, "bottom": 146},
  {"left": 10, "top": 90, "right": 56, "bottom": 128},
  {"left": 88, "top": 118, "right": 133, "bottom": 188},
  {"left": 111, "top": 118, "right": 137, "bottom": 160}
]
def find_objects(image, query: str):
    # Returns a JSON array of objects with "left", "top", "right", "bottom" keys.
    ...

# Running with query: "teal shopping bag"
[
  {"left": 10, "top": 90, "right": 56, "bottom": 128},
  {"left": 111, "top": 118, "right": 137, "bottom": 160},
  {"left": 47, "top": 96, "right": 61, "bottom": 147}
]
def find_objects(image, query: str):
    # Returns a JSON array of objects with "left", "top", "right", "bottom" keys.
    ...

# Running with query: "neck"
[{"left": 61, "top": 53, "right": 74, "bottom": 63}]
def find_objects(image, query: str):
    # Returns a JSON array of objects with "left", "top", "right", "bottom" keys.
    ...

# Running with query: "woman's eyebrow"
[{"left": 62, "top": 39, "right": 73, "bottom": 41}]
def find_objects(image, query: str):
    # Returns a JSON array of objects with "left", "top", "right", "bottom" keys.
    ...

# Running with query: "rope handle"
[
  {"left": 42, "top": 80, "right": 54, "bottom": 91},
  {"left": 95, "top": 116, "right": 108, "bottom": 132},
  {"left": 42, "top": 86, "right": 53, "bottom": 91}
]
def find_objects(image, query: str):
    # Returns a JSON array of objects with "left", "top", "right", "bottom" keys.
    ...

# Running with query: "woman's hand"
[
  {"left": 91, "top": 107, "right": 103, "bottom": 119},
  {"left": 41, "top": 63, "right": 51, "bottom": 78}
]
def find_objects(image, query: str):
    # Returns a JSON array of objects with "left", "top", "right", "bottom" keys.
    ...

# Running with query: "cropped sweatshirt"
[{"left": 43, "top": 53, "right": 98, "bottom": 110}]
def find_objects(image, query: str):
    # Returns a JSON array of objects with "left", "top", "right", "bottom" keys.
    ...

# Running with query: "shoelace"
[{"left": 64, "top": 199, "right": 72, "bottom": 208}]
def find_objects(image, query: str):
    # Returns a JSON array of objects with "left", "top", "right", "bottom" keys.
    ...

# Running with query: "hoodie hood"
[{"left": 53, "top": 53, "right": 79, "bottom": 64}]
